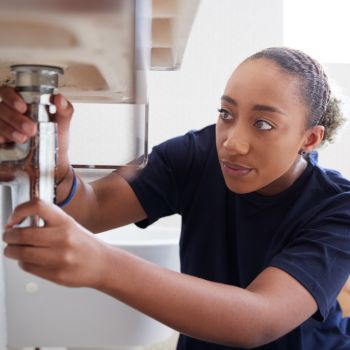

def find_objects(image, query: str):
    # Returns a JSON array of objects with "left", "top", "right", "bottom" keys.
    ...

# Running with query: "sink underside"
[
  {"left": 0, "top": 0, "right": 135, "bottom": 103},
  {"left": 0, "top": 0, "right": 200, "bottom": 103}
]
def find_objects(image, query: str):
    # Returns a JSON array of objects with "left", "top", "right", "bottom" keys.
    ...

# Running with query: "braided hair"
[{"left": 247, "top": 47, "right": 345, "bottom": 144}]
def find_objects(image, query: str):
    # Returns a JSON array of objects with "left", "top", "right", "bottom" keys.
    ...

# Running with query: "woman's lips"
[{"left": 222, "top": 161, "right": 253, "bottom": 177}]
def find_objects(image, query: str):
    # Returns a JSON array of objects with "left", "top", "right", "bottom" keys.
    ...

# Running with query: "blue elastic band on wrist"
[{"left": 57, "top": 170, "right": 77, "bottom": 208}]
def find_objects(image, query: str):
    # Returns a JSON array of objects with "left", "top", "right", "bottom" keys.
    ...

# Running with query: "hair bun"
[{"left": 320, "top": 96, "right": 345, "bottom": 144}]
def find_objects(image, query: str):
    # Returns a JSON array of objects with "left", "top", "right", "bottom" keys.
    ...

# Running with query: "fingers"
[
  {"left": 3, "top": 226, "right": 62, "bottom": 247},
  {"left": 4, "top": 245, "right": 63, "bottom": 269},
  {"left": 0, "top": 88, "right": 73, "bottom": 181},
  {"left": 4, "top": 245, "right": 76, "bottom": 287},
  {"left": 0, "top": 88, "right": 74, "bottom": 145},
  {"left": 2, "top": 202, "right": 106, "bottom": 288},
  {"left": 0, "top": 86, "right": 37, "bottom": 143},
  {"left": 0, "top": 117, "right": 26, "bottom": 143},
  {"left": 50, "top": 94, "right": 73, "bottom": 177},
  {"left": 0, "top": 105, "right": 33, "bottom": 142},
  {"left": 51, "top": 94, "right": 73, "bottom": 129},
  {"left": 6, "top": 199, "right": 70, "bottom": 228},
  {"left": 0, "top": 86, "right": 27, "bottom": 113}
]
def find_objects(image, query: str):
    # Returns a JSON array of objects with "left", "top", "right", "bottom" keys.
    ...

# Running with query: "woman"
[{"left": 1, "top": 47, "right": 350, "bottom": 349}]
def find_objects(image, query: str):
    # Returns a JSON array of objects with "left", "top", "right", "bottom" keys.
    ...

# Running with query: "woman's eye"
[
  {"left": 254, "top": 119, "right": 273, "bottom": 130},
  {"left": 217, "top": 108, "right": 232, "bottom": 120}
]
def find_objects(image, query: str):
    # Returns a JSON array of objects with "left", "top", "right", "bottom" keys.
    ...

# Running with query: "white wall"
[
  {"left": 283, "top": 0, "right": 350, "bottom": 178},
  {"left": 318, "top": 64, "right": 350, "bottom": 178}
]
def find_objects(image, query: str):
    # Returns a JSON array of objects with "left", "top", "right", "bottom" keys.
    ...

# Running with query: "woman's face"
[{"left": 216, "top": 58, "right": 314, "bottom": 195}]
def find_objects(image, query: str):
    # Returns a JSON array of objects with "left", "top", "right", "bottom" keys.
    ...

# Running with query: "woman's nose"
[{"left": 223, "top": 127, "right": 250, "bottom": 155}]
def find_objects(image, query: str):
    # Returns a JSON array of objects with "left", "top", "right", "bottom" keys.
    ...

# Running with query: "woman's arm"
[
  {"left": 98, "top": 249, "right": 317, "bottom": 348},
  {"left": 59, "top": 168, "right": 147, "bottom": 233},
  {"left": 3, "top": 200, "right": 317, "bottom": 349}
]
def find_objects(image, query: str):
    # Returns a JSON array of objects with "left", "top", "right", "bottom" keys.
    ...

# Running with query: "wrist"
[
  {"left": 94, "top": 244, "right": 122, "bottom": 291},
  {"left": 55, "top": 166, "right": 77, "bottom": 207},
  {"left": 96, "top": 245, "right": 129, "bottom": 293},
  {"left": 56, "top": 165, "right": 71, "bottom": 185}
]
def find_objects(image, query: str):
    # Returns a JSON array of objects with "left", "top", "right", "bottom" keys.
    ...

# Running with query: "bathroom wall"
[
  {"left": 283, "top": 0, "right": 350, "bottom": 178},
  {"left": 317, "top": 64, "right": 350, "bottom": 178}
]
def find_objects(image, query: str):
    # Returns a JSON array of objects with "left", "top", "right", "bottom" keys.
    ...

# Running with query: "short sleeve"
[
  {"left": 269, "top": 192, "right": 350, "bottom": 321},
  {"left": 125, "top": 127, "right": 213, "bottom": 228}
]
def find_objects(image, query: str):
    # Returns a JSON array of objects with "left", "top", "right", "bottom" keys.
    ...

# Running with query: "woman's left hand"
[{"left": 2, "top": 199, "right": 109, "bottom": 288}]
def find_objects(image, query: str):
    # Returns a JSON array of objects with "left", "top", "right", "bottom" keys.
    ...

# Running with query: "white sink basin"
[{"left": 4, "top": 225, "right": 180, "bottom": 348}]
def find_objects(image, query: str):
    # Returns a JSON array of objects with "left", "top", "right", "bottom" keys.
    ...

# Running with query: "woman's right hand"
[{"left": 0, "top": 86, "right": 74, "bottom": 182}]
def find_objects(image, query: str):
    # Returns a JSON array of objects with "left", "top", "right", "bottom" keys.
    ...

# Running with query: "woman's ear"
[{"left": 302, "top": 125, "right": 325, "bottom": 153}]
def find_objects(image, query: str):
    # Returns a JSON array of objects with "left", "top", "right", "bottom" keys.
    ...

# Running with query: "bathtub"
[{"left": 3, "top": 225, "right": 180, "bottom": 349}]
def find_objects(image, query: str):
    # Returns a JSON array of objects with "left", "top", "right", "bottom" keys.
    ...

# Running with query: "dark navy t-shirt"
[{"left": 126, "top": 124, "right": 350, "bottom": 350}]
